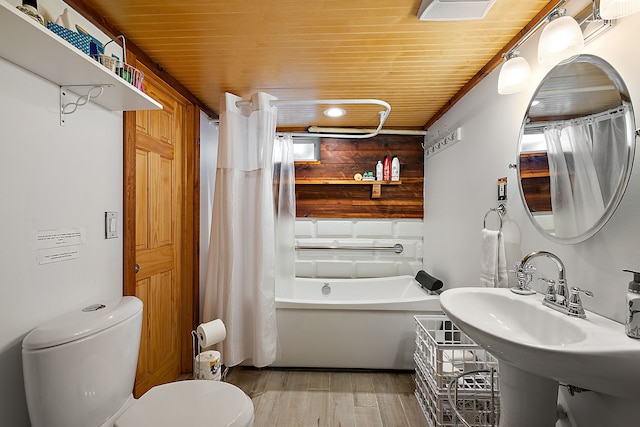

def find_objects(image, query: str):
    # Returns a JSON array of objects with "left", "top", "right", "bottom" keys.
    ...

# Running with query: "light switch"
[
  {"left": 105, "top": 212, "right": 118, "bottom": 239},
  {"left": 497, "top": 177, "right": 507, "bottom": 201}
]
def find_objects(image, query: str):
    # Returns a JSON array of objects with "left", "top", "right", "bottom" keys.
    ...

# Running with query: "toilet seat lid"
[{"left": 114, "top": 380, "right": 253, "bottom": 427}]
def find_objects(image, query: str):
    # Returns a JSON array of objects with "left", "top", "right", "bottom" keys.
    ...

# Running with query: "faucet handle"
[
  {"left": 539, "top": 278, "right": 556, "bottom": 302},
  {"left": 509, "top": 262, "right": 537, "bottom": 295},
  {"left": 568, "top": 287, "right": 593, "bottom": 318},
  {"left": 510, "top": 262, "right": 536, "bottom": 274}
]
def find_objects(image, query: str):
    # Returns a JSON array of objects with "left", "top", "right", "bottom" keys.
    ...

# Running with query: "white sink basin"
[{"left": 440, "top": 287, "right": 640, "bottom": 398}]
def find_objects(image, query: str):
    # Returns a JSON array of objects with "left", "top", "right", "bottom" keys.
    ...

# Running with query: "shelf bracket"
[
  {"left": 371, "top": 184, "right": 382, "bottom": 199},
  {"left": 60, "top": 85, "right": 112, "bottom": 126}
]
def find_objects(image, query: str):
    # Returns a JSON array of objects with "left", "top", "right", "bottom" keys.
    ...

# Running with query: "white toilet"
[{"left": 22, "top": 296, "right": 254, "bottom": 427}]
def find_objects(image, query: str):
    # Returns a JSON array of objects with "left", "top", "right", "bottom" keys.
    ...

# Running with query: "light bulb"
[
  {"left": 538, "top": 15, "right": 584, "bottom": 66},
  {"left": 600, "top": 0, "right": 640, "bottom": 19},
  {"left": 323, "top": 107, "right": 346, "bottom": 118},
  {"left": 498, "top": 55, "right": 531, "bottom": 95}
]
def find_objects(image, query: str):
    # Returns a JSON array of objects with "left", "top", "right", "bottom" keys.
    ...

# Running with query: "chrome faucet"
[{"left": 512, "top": 251, "right": 593, "bottom": 318}]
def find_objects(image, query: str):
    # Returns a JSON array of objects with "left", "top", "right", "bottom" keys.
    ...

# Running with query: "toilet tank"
[{"left": 22, "top": 297, "right": 143, "bottom": 427}]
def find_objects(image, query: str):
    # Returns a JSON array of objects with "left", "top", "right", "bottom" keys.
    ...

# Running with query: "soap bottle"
[
  {"left": 383, "top": 155, "right": 391, "bottom": 181},
  {"left": 375, "top": 160, "right": 383, "bottom": 181},
  {"left": 624, "top": 269, "right": 640, "bottom": 339},
  {"left": 17, "top": 0, "right": 45, "bottom": 26},
  {"left": 391, "top": 154, "right": 400, "bottom": 181}
]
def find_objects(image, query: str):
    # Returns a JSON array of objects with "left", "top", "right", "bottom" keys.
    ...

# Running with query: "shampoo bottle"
[
  {"left": 391, "top": 154, "right": 400, "bottom": 181},
  {"left": 376, "top": 160, "right": 383, "bottom": 181},
  {"left": 383, "top": 156, "right": 391, "bottom": 181},
  {"left": 625, "top": 269, "right": 640, "bottom": 339}
]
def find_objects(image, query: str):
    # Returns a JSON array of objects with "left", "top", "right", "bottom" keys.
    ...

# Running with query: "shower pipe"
[
  {"left": 295, "top": 243, "right": 404, "bottom": 254},
  {"left": 234, "top": 99, "right": 391, "bottom": 139}
]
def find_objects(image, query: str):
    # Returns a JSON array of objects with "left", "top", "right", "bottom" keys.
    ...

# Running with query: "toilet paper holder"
[{"left": 191, "top": 319, "right": 228, "bottom": 381}]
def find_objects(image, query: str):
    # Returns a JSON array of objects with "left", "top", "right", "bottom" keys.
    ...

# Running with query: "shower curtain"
[
  {"left": 542, "top": 111, "right": 626, "bottom": 238},
  {"left": 202, "top": 92, "right": 282, "bottom": 367},
  {"left": 273, "top": 134, "right": 296, "bottom": 298}
]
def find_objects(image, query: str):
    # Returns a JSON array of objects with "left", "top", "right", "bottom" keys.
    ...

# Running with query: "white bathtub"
[{"left": 273, "top": 275, "right": 442, "bottom": 370}]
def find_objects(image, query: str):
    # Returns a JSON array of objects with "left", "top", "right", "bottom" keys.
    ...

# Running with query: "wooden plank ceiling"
[{"left": 78, "top": 0, "right": 557, "bottom": 129}]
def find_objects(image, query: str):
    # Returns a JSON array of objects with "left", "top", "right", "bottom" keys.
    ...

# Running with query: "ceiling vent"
[{"left": 417, "top": 0, "right": 497, "bottom": 21}]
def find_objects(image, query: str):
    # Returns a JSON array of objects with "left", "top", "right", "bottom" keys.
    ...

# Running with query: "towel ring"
[{"left": 483, "top": 204, "right": 506, "bottom": 231}]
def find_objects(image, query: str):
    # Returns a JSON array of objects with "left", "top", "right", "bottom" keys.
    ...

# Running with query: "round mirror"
[{"left": 517, "top": 54, "right": 636, "bottom": 244}]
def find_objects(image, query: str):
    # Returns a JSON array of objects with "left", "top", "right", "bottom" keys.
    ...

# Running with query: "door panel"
[
  {"left": 149, "top": 270, "right": 177, "bottom": 371},
  {"left": 151, "top": 155, "right": 174, "bottom": 247},
  {"left": 135, "top": 150, "right": 149, "bottom": 251}
]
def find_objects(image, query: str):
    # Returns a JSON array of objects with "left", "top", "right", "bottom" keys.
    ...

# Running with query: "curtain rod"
[
  {"left": 525, "top": 105, "right": 629, "bottom": 130},
  {"left": 234, "top": 98, "right": 391, "bottom": 139}
]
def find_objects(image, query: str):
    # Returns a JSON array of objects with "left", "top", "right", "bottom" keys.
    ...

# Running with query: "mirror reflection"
[{"left": 518, "top": 54, "right": 636, "bottom": 244}]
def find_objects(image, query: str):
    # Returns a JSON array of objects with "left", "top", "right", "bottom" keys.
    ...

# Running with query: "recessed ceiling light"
[{"left": 324, "top": 107, "right": 346, "bottom": 118}]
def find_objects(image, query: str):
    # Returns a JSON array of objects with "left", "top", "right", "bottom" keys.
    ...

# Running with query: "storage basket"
[
  {"left": 120, "top": 63, "right": 145, "bottom": 90},
  {"left": 414, "top": 315, "right": 499, "bottom": 394},
  {"left": 414, "top": 315, "right": 500, "bottom": 426},
  {"left": 46, "top": 22, "right": 90, "bottom": 55}
]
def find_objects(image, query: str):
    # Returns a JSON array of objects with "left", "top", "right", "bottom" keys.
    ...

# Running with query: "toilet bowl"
[{"left": 22, "top": 296, "right": 254, "bottom": 427}]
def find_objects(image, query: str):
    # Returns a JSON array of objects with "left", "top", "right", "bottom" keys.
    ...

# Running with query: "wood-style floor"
[{"left": 223, "top": 367, "right": 430, "bottom": 427}]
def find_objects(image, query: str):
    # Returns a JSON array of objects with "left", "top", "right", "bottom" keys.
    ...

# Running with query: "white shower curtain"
[
  {"left": 202, "top": 92, "right": 279, "bottom": 367},
  {"left": 591, "top": 109, "right": 628, "bottom": 202},
  {"left": 543, "top": 122, "right": 605, "bottom": 237},
  {"left": 273, "top": 134, "right": 296, "bottom": 298},
  {"left": 542, "top": 107, "right": 629, "bottom": 238}
]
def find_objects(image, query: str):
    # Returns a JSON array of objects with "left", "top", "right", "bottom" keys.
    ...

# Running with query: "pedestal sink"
[{"left": 439, "top": 288, "right": 640, "bottom": 426}]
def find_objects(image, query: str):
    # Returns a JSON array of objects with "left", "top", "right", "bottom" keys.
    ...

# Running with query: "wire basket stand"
[{"left": 446, "top": 368, "right": 500, "bottom": 427}]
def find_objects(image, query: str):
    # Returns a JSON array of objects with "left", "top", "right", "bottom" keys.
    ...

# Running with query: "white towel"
[{"left": 480, "top": 229, "right": 508, "bottom": 287}]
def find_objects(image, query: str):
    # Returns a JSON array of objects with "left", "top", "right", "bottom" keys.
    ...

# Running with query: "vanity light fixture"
[
  {"left": 496, "top": 0, "right": 594, "bottom": 95},
  {"left": 600, "top": 0, "right": 640, "bottom": 19},
  {"left": 537, "top": 9, "right": 584, "bottom": 65},
  {"left": 498, "top": 51, "right": 532, "bottom": 95},
  {"left": 323, "top": 107, "right": 346, "bottom": 118}
]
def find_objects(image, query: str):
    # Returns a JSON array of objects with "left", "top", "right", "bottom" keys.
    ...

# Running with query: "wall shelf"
[
  {"left": 295, "top": 179, "right": 402, "bottom": 185},
  {"left": 0, "top": 2, "right": 162, "bottom": 112},
  {"left": 295, "top": 179, "right": 403, "bottom": 199}
]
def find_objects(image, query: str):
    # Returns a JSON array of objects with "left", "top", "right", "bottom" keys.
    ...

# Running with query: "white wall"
[
  {"left": 0, "top": 3, "right": 124, "bottom": 426},
  {"left": 423, "top": 9, "right": 640, "bottom": 427}
]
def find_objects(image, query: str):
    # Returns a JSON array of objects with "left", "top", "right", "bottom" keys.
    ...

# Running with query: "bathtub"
[{"left": 272, "top": 275, "right": 442, "bottom": 370}]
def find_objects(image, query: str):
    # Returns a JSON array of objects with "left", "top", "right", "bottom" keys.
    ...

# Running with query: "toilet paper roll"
[
  {"left": 197, "top": 319, "right": 227, "bottom": 348},
  {"left": 195, "top": 350, "right": 221, "bottom": 380}
]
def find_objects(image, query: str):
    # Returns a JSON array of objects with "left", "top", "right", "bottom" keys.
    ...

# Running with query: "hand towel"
[{"left": 480, "top": 229, "right": 508, "bottom": 287}]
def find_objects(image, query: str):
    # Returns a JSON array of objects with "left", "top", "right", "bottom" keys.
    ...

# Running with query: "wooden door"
[{"left": 123, "top": 62, "right": 198, "bottom": 397}]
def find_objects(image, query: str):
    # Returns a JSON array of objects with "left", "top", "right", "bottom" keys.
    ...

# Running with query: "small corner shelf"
[{"left": 0, "top": 2, "right": 162, "bottom": 113}]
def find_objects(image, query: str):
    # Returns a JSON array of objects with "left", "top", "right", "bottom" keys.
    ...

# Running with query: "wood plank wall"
[
  {"left": 519, "top": 152, "right": 552, "bottom": 213},
  {"left": 294, "top": 135, "right": 424, "bottom": 218}
]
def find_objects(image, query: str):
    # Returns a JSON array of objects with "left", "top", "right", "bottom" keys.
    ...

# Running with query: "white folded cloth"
[{"left": 480, "top": 229, "right": 508, "bottom": 288}]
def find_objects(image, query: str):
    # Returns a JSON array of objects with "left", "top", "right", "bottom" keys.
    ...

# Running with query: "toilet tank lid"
[{"left": 22, "top": 296, "right": 143, "bottom": 351}]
